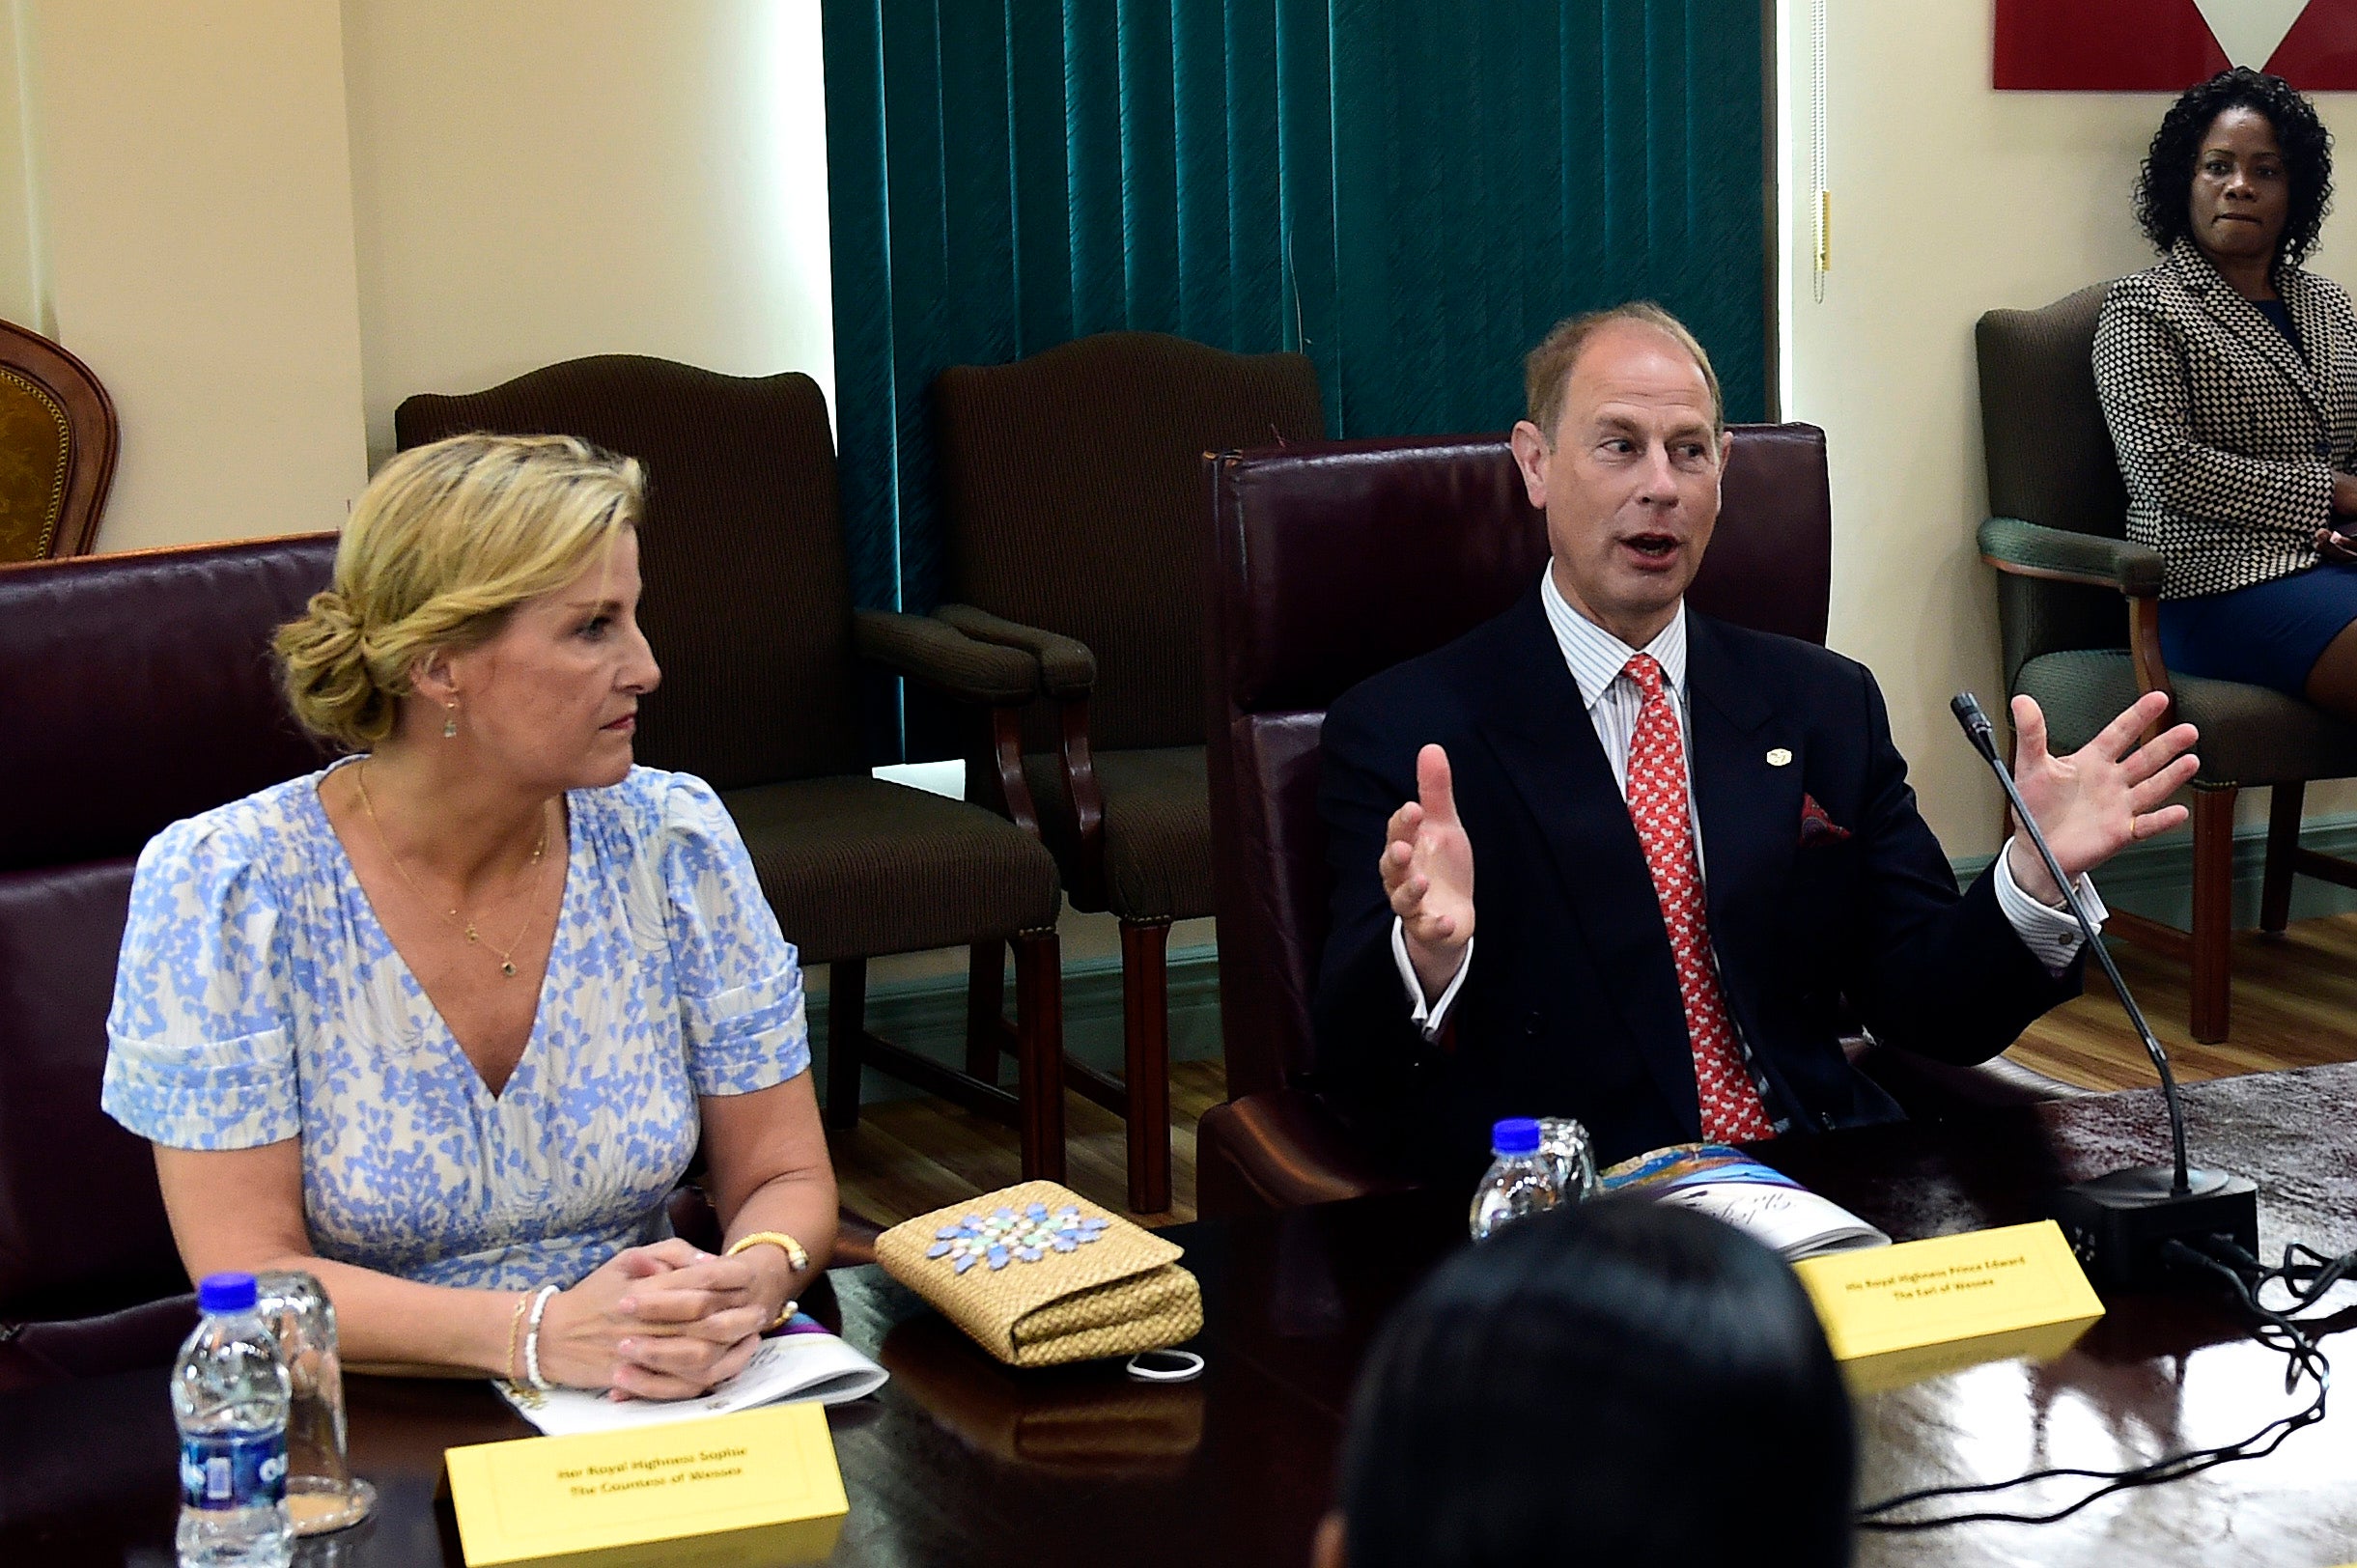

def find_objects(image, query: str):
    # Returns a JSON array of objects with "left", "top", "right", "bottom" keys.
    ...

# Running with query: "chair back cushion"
[
  {"left": 1976, "top": 284, "right": 2132, "bottom": 686},
  {"left": 0, "top": 535, "right": 336, "bottom": 873},
  {"left": 934, "top": 332, "right": 1325, "bottom": 752},
  {"left": 396, "top": 357, "right": 862, "bottom": 788},
  {"left": 0, "top": 861, "right": 184, "bottom": 1319},
  {"left": 1205, "top": 426, "right": 1832, "bottom": 1096},
  {"left": 0, "top": 318, "right": 118, "bottom": 562},
  {"left": 0, "top": 533, "right": 344, "bottom": 1318}
]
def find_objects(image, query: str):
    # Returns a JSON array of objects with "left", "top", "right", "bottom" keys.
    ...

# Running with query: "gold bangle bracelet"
[
  {"left": 727, "top": 1231, "right": 809, "bottom": 1330},
  {"left": 726, "top": 1230, "right": 811, "bottom": 1273}
]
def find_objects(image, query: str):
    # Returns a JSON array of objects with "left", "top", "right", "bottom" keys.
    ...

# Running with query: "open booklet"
[
  {"left": 495, "top": 1315, "right": 889, "bottom": 1437},
  {"left": 1601, "top": 1143, "right": 1891, "bottom": 1261}
]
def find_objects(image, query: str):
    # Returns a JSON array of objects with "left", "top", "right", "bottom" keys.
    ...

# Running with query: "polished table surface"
[{"left": 9, "top": 1062, "right": 2357, "bottom": 1566}]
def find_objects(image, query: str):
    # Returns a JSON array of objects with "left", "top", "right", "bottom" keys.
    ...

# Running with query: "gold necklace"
[{"left": 353, "top": 762, "right": 553, "bottom": 978}]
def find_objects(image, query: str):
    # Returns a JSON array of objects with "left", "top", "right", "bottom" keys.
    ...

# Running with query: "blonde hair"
[
  {"left": 275, "top": 433, "right": 645, "bottom": 751},
  {"left": 1523, "top": 301, "right": 1726, "bottom": 443}
]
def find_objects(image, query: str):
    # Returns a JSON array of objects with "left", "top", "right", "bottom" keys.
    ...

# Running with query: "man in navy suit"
[{"left": 1313, "top": 303, "right": 2201, "bottom": 1180}]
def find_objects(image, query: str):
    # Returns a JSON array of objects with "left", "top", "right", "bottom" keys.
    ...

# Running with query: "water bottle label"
[{"left": 178, "top": 1431, "right": 287, "bottom": 1510}]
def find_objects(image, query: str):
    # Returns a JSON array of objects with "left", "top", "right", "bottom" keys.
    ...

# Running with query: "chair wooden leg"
[
  {"left": 1119, "top": 919, "right": 1173, "bottom": 1215},
  {"left": 2190, "top": 784, "right": 2236, "bottom": 1044},
  {"left": 2260, "top": 782, "right": 2305, "bottom": 935},
  {"left": 826, "top": 958, "right": 867, "bottom": 1131},
  {"left": 1012, "top": 931, "right": 1066, "bottom": 1183},
  {"left": 966, "top": 939, "right": 1006, "bottom": 1079}
]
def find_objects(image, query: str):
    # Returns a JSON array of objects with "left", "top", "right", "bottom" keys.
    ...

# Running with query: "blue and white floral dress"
[{"left": 101, "top": 762, "right": 809, "bottom": 1291}]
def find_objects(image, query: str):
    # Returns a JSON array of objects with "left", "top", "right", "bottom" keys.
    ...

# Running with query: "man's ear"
[
  {"left": 1508, "top": 420, "right": 1551, "bottom": 510},
  {"left": 1718, "top": 428, "right": 1734, "bottom": 472},
  {"left": 1310, "top": 1511, "right": 1348, "bottom": 1568}
]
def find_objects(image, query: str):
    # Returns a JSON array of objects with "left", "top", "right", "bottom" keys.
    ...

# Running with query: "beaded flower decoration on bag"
[{"left": 927, "top": 1203, "right": 1111, "bottom": 1274}]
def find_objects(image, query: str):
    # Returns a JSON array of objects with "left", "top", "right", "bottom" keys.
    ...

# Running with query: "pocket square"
[{"left": 1799, "top": 794, "right": 1851, "bottom": 846}]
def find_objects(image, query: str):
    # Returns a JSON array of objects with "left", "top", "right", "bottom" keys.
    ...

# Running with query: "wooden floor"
[{"left": 829, "top": 912, "right": 2357, "bottom": 1231}]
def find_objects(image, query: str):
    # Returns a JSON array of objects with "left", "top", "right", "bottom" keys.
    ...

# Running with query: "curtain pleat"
[{"left": 826, "top": 0, "right": 1766, "bottom": 753}]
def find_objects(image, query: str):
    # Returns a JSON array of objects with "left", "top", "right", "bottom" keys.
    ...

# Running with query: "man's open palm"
[
  {"left": 2007, "top": 690, "right": 2199, "bottom": 902},
  {"left": 1383, "top": 744, "right": 1475, "bottom": 997}
]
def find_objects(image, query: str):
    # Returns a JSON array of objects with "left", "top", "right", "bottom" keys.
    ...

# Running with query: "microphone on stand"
[{"left": 1951, "top": 692, "right": 2256, "bottom": 1293}]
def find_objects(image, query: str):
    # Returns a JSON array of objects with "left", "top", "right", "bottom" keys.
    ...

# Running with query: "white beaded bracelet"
[{"left": 521, "top": 1284, "right": 560, "bottom": 1391}]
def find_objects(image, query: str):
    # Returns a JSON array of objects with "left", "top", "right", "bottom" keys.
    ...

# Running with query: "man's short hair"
[{"left": 1523, "top": 301, "right": 1726, "bottom": 443}]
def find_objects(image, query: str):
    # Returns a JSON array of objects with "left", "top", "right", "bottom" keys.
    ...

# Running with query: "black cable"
[{"left": 1855, "top": 1237, "right": 2337, "bottom": 1531}]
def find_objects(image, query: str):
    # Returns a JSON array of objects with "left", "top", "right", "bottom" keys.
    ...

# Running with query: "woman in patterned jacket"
[
  {"left": 102, "top": 434, "right": 836, "bottom": 1397},
  {"left": 2095, "top": 68, "right": 2357, "bottom": 714}
]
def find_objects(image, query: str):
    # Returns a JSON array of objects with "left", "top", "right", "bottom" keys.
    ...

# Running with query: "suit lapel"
[
  {"left": 2285, "top": 267, "right": 2346, "bottom": 438},
  {"left": 2173, "top": 238, "right": 2325, "bottom": 419},
  {"left": 1467, "top": 590, "right": 1701, "bottom": 1135},
  {"left": 1685, "top": 616, "right": 1809, "bottom": 1116}
]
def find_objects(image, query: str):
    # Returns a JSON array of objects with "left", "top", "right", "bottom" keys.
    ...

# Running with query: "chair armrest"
[
  {"left": 1978, "top": 517, "right": 2164, "bottom": 597},
  {"left": 1847, "top": 1037, "right": 2091, "bottom": 1115},
  {"left": 853, "top": 609, "right": 1038, "bottom": 707},
  {"left": 935, "top": 603, "right": 1097, "bottom": 699},
  {"left": 1196, "top": 1089, "right": 1417, "bottom": 1218}
]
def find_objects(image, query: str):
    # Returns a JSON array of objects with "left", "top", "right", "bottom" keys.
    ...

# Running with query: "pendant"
[
  {"left": 501, "top": 960, "right": 518, "bottom": 978},
  {"left": 464, "top": 923, "right": 480, "bottom": 943}
]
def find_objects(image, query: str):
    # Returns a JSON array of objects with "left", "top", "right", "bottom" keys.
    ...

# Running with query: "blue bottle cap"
[
  {"left": 197, "top": 1273, "right": 259, "bottom": 1314},
  {"left": 1491, "top": 1117, "right": 1542, "bottom": 1156}
]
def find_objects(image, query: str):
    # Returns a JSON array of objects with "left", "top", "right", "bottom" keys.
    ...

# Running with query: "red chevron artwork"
[{"left": 1995, "top": 0, "right": 2357, "bottom": 91}]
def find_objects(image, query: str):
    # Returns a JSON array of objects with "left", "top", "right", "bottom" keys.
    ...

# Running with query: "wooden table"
[{"left": 8, "top": 1063, "right": 2357, "bottom": 1566}]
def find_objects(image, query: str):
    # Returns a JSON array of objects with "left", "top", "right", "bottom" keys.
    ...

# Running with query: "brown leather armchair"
[
  {"left": 0, "top": 318, "right": 117, "bottom": 562},
  {"left": 1198, "top": 429, "right": 2088, "bottom": 1218},
  {"left": 929, "top": 331, "right": 1326, "bottom": 1213},
  {"left": 397, "top": 358, "right": 1073, "bottom": 1181}
]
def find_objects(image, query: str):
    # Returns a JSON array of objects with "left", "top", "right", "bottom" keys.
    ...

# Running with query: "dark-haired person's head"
[
  {"left": 2136, "top": 67, "right": 2333, "bottom": 272},
  {"left": 1315, "top": 1197, "right": 1854, "bottom": 1568}
]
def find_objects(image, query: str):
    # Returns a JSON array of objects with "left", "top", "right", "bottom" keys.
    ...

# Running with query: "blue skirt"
[{"left": 2159, "top": 563, "right": 2357, "bottom": 695}]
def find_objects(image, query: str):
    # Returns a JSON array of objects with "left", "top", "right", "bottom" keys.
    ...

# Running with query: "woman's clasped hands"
[{"left": 535, "top": 1238, "right": 792, "bottom": 1399}]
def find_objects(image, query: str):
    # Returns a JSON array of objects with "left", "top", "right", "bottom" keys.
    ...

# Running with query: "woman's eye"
[{"left": 580, "top": 616, "right": 611, "bottom": 639}]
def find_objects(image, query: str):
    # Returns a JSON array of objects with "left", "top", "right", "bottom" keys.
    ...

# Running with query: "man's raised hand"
[
  {"left": 2006, "top": 689, "right": 2199, "bottom": 904},
  {"left": 1382, "top": 743, "right": 1476, "bottom": 1000}
]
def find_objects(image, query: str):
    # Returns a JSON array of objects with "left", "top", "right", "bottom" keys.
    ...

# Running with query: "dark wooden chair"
[
  {"left": 0, "top": 318, "right": 117, "bottom": 561},
  {"left": 1978, "top": 287, "right": 2357, "bottom": 1043},
  {"left": 397, "top": 357, "right": 1073, "bottom": 1182},
  {"left": 1197, "top": 428, "right": 2088, "bottom": 1218},
  {"left": 927, "top": 331, "right": 1326, "bottom": 1213}
]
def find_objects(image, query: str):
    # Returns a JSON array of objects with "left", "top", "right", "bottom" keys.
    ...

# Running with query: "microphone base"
[{"left": 2051, "top": 1165, "right": 2259, "bottom": 1296}]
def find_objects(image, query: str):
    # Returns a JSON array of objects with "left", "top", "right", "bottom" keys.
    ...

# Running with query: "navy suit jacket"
[{"left": 1312, "top": 586, "right": 2081, "bottom": 1182}]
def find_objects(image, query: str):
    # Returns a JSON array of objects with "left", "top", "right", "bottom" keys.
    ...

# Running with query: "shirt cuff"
[
  {"left": 1393, "top": 918, "right": 1473, "bottom": 1040},
  {"left": 1993, "top": 841, "right": 2106, "bottom": 977}
]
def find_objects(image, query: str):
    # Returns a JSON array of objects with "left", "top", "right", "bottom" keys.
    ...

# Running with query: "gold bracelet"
[
  {"left": 504, "top": 1292, "right": 529, "bottom": 1384},
  {"left": 726, "top": 1230, "right": 810, "bottom": 1273},
  {"left": 726, "top": 1231, "right": 809, "bottom": 1330}
]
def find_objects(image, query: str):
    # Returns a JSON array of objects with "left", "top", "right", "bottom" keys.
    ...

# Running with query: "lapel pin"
[{"left": 1766, "top": 747, "right": 1793, "bottom": 768}]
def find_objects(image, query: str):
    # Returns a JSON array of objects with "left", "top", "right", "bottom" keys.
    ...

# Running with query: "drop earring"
[{"left": 442, "top": 701, "right": 460, "bottom": 740}]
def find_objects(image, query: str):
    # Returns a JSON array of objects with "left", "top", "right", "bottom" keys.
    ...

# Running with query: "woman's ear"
[
  {"left": 408, "top": 646, "right": 459, "bottom": 707},
  {"left": 1311, "top": 1511, "right": 1347, "bottom": 1568}
]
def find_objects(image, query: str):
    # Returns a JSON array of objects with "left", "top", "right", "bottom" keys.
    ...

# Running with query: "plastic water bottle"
[
  {"left": 173, "top": 1273, "right": 293, "bottom": 1568},
  {"left": 1469, "top": 1117, "right": 1563, "bottom": 1241}
]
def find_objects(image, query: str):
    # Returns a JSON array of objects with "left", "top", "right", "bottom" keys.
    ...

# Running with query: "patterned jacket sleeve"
[{"left": 2092, "top": 283, "right": 2333, "bottom": 538}]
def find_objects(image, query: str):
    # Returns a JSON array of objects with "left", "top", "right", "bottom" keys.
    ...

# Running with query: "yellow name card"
[
  {"left": 1792, "top": 1220, "right": 2104, "bottom": 1392},
  {"left": 445, "top": 1404, "right": 848, "bottom": 1568}
]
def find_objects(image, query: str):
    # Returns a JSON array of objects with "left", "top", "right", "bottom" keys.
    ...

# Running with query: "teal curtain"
[{"left": 825, "top": 0, "right": 1767, "bottom": 621}]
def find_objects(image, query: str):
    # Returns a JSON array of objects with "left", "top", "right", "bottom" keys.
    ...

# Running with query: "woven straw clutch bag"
[{"left": 875, "top": 1181, "right": 1203, "bottom": 1368}]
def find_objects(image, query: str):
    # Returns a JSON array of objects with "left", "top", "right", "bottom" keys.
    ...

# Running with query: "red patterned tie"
[{"left": 1620, "top": 655, "right": 1775, "bottom": 1141}]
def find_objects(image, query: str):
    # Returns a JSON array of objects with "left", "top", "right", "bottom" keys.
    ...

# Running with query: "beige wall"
[
  {"left": 1784, "top": 4, "right": 2357, "bottom": 854},
  {"left": 30, "top": 0, "right": 369, "bottom": 553},
  {"left": 0, "top": 0, "right": 833, "bottom": 552},
  {"left": 341, "top": 0, "right": 834, "bottom": 466}
]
